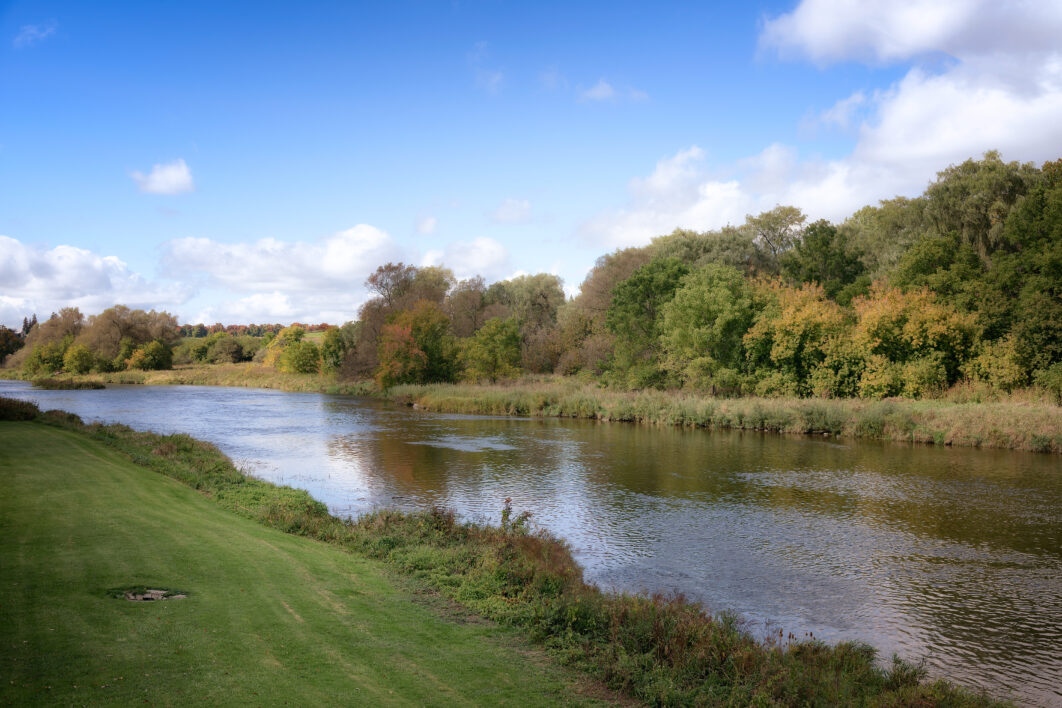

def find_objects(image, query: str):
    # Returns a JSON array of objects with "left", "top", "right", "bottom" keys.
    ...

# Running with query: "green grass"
[
  {"left": 0, "top": 421, "right": 602, "bottom": 706},
  {"left": 384, "top": 379, "right": 1062, "bottom": 454}
]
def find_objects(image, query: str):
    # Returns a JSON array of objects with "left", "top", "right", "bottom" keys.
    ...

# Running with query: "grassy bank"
[
  {"left": 384, "top": 380, "right": 1062, "bottom": 454},
  {"left": 0, "top": 416, "right": 605, "bottom": 705},
  {"left": 2, "top": 398, "right": 1007, "bottom": 705},
  {"left": 5, "top": 362, "right": 1060, "bottom": 453},
  {"left": 1, "top": 362, "right": 373, "bottom": 396}
]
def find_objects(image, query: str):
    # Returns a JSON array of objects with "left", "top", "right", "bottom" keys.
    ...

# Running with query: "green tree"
[
  {"left": 744, "top": 280, "right": 851, "bottom": 397},
  {"left": 279, "top": 341, "right": 321, "bottom": 374},
  {"left": 742, "top": 206, "right": 806, "bottom": 271},
  {"left": 660, "top": 264, "right": 756, "bottom": 391},
  {"left": 923, "top": 150, "right": 1040, "bottom": 261},
  {"left": 781, "top": 220, "right": 867, "bottom": 303},
  {"left": 461, "top": 317, "right": 521, "bottom": 383},
  {"left": 62, "top": 343, "right": 96, "bottom": 374},
  {"left": 126, "top": 340, "right": 173, "bottom": 371},
  {"left": 606, "top": 257, "right": 689, "bottom": 388}
]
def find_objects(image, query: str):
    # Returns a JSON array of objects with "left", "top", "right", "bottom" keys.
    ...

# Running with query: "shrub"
[
  {"left": 63, "top": 343, "right": 96, "bottom": 374},
  {"left": 126, "top": 340, "right": 173, "bottom": 370},
  {"left": 0, "top": 396, "right": 39, "bottom": 421}
]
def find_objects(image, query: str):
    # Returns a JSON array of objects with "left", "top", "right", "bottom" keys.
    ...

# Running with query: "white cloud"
[
  {"left": 163, "top": 224, "right": 401, "bottom": 293},
  {"left": 130, "top": 158, "right": 195, "bottom": 195},
  {"left": 815, "top": 90, "right": 867, "bottom": 129},
  {"left": 760, "top": 0, "right": 1062, "bottom": 65},
  {"left": 162, "top": 225, "right": 404, "bottom": 324},
  {"left": 490, "top": 198, "right": 532, "bottom": 224},
  {"left": 416, "top": 216, "right": 437, "bottom": 235},
  {"left": 579, "top": 78, "right": 647, "bottom": 102},
  {"left": 581, "top": 79, "right": 616, "bottom": 101},
  {"left": 0, "top": 235, "right": 191, "bottom": 328},
  {"left": 13, "top": 22, "right": 55, "bottom": 48},
  {"left": 585, "top": 1, "right": 1062, "bottom": 249},
  {"left": 422, "top": 237, "right": 510, "bottom": 280}
]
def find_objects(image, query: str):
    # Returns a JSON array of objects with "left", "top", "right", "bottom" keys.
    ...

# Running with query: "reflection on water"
[{"left": 3, "top": 380, "right": 1060, "bottom": 706}]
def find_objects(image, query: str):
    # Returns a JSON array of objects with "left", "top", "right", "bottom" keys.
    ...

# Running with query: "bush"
[
  {"left": 63, "top": 343, "right": 96, "bottom": 374},
  {"left": 126, "top": 340, "right": 173, "bottom": 370},
  {"left": 0, "top": 396, "right": 39, "bottom": 421},
  {"left": 279, "top": 340, "right": 321, "bottom": 374}
]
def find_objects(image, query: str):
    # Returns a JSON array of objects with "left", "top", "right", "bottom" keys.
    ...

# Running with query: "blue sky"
[{"left": 2, "top": 1, "right": 1061, "bottom": 327}]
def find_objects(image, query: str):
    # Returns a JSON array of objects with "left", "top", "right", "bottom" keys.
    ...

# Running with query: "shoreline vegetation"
[
  {"left": 1, "top": 396, "right": 1008, "bottom": 706},
  {"left": 4, "top": 365, "right": 1061, "bottom": 454}
]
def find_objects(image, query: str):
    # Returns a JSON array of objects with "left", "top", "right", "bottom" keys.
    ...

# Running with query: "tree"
[
  {"left": 851, "top": 285, "right": 978, "bottom": 398},
  {"left": 446, "top": 276, "right": 488, "bottom": 337},
  {"left": 375, "top": 301, "right": 457, "bottom": 387},
  {"left": 126, "top": 340, "right": 173, "bottom": 371},
  {"left": 659, "top": 264, "right": 756, "bottom": 391},
  {"left": 0, "top": 326, "right": 23, "bottom": 362},
  {"left": 842, "top": 197, "right": 927, "bottom": 278},
  {"left": 486, "top": 273, "right": 565, "bottom": 372},
  {"left": 650, "top": 226, "right": 765, "bottom": 274},
  {"left": 605, "top": 257, "right": 689, "bottom": 387},
  {"left": 366, "top": 262, "right": 417, "bottom": 308},
  {"left": 320, "top": 326, "right": 355, "bottom": 371},
  {"left": 63, "top": 343, "right": 96, "bottom": 374},
  {"left": 780, "top": 220, "right": 867, "bottom": 303},
  {"left": 923, "top": 150, "right": 1040, "bottom": 261},
  {"left": 279, "top": 341, "right": 321, "bottom": 374},
  {"left": 461, "top": 317, "right": 521, "bottom": 383},
  {"left": 742, "top": 206, "right": 806, "bottom": 270},
  {"left": 743, "top": 280, "right": 850, "bottom": 396}
]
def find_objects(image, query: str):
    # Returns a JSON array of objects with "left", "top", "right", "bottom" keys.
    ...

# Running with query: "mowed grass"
[{"left": 0, "top": 422, "right": 594, "bottom": 706}]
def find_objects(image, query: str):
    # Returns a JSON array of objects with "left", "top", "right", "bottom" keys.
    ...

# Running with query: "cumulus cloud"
[
  {"left": 163, "top": 224, "right": 401, "bottom": 293},
  {"left": 0, "top": 235, "right": 191, "bottom": 328},
  {"left": 190, "top": 291, "right": 359, "bottom": 326},
  {"left": 161, "top": 225, "right": 405, "bottom": 324},
  {"left": 13, "top": 22, "right": 56, "bottom": 48},
  {"left": 585, "top": 1, "right": 1062, "bottom": 249},
  {"left": 422, "top": 237, "right": 510, "bottom": 280},
  {"left": 130, "top": 158, "right": 195, "bottom": 195},
  {"left": 760, "top": 0, "right": 1062, "bottom": 65},
  {"left": 416, "top": 216, "right": 437, "bottom": 235},
  {"left": 490, "top": 198, "right": 532, "bottom": 224}
]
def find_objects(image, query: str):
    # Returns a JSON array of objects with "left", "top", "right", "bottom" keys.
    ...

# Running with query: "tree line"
[{"left": 5, "top": 151, "right": 1061, "bottom": 400}]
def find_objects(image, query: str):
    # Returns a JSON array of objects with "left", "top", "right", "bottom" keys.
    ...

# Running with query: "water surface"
[{"left": 3, "top": 381, "right": 1060, "bottom": 706}]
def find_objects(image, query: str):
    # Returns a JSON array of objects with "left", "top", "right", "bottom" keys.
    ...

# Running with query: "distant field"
[{"left": 0, "top": 422, "right": 598, "bottom": 706}]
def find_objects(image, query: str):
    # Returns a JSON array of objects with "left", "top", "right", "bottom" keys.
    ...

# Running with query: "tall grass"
[
  {"left": 7, "top": 396, "right": 1007, "bottom": 706},
  {"left": 386, "top": 379, "right": 1062, "bottom": 453},
  {"left": 2, "top": 363, "right": 375, "bottom": 396}
]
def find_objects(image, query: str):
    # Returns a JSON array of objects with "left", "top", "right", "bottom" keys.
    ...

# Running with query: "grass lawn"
[{"left": 0, "top": 422, "right": 600, "bottom": 706}]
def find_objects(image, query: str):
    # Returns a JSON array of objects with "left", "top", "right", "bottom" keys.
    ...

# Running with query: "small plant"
[{"left": 500, "top": 497, "right": 532, "bottom": 534}]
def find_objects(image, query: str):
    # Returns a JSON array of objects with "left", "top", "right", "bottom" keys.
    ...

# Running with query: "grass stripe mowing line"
[{"left": 0, "top": 422, "right": 601, "bottom": 706}]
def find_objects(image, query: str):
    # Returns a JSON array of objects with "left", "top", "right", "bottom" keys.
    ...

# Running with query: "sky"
[{"left": 2, "top": 0, "right": 1061, "bottom": 328}]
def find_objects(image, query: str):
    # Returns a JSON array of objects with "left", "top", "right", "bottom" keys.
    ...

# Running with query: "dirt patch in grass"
[{"left": 108, "top": 586, "right": 188, "bottom": 601}]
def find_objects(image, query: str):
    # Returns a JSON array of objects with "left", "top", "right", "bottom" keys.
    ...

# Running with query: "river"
[{"left": 3, "top": 380, "right": 1060, "bottom": 705}]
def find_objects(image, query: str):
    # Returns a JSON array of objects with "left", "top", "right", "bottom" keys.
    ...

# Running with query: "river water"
[{"left": 3, "top": 380, "right": 1060, "bottom": 705}]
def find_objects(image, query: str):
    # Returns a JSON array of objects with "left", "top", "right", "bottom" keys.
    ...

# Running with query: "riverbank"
[
  {"left": 6, "top": 363, "right": 1060, "bottom": 453},
  {"left": 0, "top": 362, "right": 374, "bottom": 395},
  {"left": 384, "top": 380, "right": 1062, "bottom": 454},
  {"left": 0, "top": 410, "right": 603, "bottom": 705},
  {"left": 1, "top": 397, "right": 1007, "bottom": 706}
]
